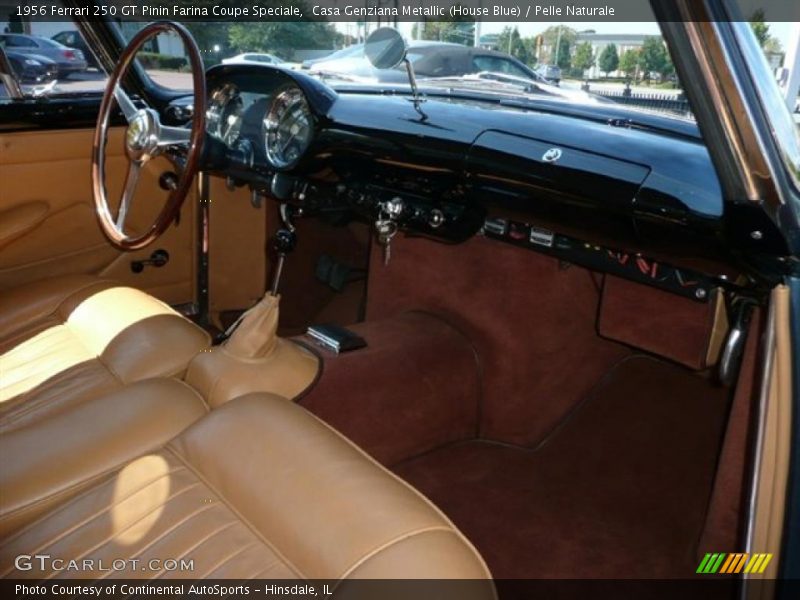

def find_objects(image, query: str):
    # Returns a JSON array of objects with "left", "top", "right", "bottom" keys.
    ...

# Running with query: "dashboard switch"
[
  {"left": 483, "top": 217, "right": 508, "bottom": 237},
  {"left": 530, "top": 226, "right": 555, "bottom": 248},
  {"left": 509, "top": 222, "right": 529, "bottom": 241}
]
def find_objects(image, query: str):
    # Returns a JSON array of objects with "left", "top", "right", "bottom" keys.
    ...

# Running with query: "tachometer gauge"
[
  {"left": 263, "top": 86, "right": 313, "bottom": 169},
  {"left": 207, "top": 83, "right": 244, "bottom": 145}
]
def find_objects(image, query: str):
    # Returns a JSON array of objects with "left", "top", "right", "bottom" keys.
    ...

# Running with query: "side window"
[
  {"left": 497, "top": 58, "right": 532, "bottom": 79},
  {"left": 0, "top": 17, "right": 107, "bottom": 98},
  {"left": 8, "top": 35, "right": 37, "bottom": 48},
  {"left": 409, "top": 52, "right": 455, "bottom": 77},
  {"left": 473, "top": 56, "right": 530, "bottom": 78},
  {"left": 132, "top": 30, "right": 194, "bottom": 93}
]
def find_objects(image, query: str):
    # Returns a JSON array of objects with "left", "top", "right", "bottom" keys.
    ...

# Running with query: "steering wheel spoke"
[
  {"left": 113, "top": 84, "right": 138, "bottom": 122},
  {"left": 116, "top": 160, "right": 141, "bottom": 230},
  {"left": 157, "top": 124, "right": 192, "bottom": 147}
]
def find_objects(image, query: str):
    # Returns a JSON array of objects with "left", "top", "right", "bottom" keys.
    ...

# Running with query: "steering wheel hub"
[{"left": 125, "top": 109, "right": 158, "bottom": 161}]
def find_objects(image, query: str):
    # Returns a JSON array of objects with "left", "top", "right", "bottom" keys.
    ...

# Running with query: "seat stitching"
[
  {"left": 1, "top": 390, "right": 69, "bottom": 426},
  {"left": 0, "top": 465, "right": 187, "bottom": 551},
  {"left": 149, "top": 519, "right": 241, "bottom": 581},
  {"left": 39, "top": 482, "right": 202, "bottom": 580},
  {"left": 0, "top": 366, "right": 119, "bottom": 428},
  {"left": 93, "top": 502, "right": 218, "bottom": 581},
  {"left": 0, "top": 331, "right": 90, "bottom": 394},
  {"left": 0, "top": 471, "right": 115, "bottom": 569},
  {"left": 194, "top": 541, "right": 263, "bottom": 579},
  {"left": 248, "top": 558, "right": 294, "bottom": 580},
  {"left": 164, "top": 445, "right": 306, "bottom": 580},
  {"left": 244, "top": 560, "right": 284, "bottom": 581},
  {"left": 0, "top": 316, "right": 61, "bottom": 353},
  {"left": 334, "top": 525, "right": 455, "bottom": 581},
  {"left": 165, "top": 378, "right": 211, "bottom": 412},
  {"left": 1, "top": 326, "right": 82, "bottom": 364},
  {"left": 90, "top": 345, "right": 124, "bottom": 383},
  {"left": 0, "top": 467, "right": 182, "bottom": 578}
]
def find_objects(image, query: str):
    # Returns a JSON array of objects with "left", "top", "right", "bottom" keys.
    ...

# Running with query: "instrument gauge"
[
  {"left": 263, "top": 86, "right": 313, "bottom": 169},
  {"left": 207, "top": 83, "right": 244, "bottom": 145}
]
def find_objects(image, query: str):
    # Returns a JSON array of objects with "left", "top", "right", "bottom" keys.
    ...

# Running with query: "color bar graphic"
[{"left": 698, "top": 552, "right": 773, "bottom": 574}]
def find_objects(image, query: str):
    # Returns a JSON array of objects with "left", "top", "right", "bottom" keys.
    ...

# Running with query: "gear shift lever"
[{"left": 270, "top": 203, "right": 298, "bottom": 295}]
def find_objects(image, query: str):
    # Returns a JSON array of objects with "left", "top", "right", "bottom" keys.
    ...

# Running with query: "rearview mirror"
[
  {"left": 364, "top": 27, "right": 425, "bottom": 117},
  {"left": 364, "top": 27, "right": 407, "bottom": 70}
]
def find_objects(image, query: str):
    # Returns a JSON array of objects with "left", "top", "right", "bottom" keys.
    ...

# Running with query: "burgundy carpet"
[
  {"left": 366, "top": 235, "right": 631, "bottom": 448},
  {"left": 393, "top": 356, "right": 730, "bottom": 579},
  {"left": 298, "top": 312, "right": 481, "bottom": 465}
]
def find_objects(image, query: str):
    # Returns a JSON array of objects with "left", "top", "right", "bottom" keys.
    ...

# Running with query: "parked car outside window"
[
  {"left": 536, "top": 64, "right": 562, "bottom": 85},
  {"left": 52, "top": 29, "right": 100, "bottom": 69},
  {"left": 0, "top": 33, "right": 87, "bottom": 78}
]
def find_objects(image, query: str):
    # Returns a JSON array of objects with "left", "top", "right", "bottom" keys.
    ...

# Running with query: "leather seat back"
[
  {"left": 0, "top": 276, "right": 210, "bottom": 432},
  {"left": 171, "top": 395, "right": 492, "bottom": 579}
]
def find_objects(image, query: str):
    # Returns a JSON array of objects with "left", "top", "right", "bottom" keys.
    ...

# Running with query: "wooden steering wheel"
[{"left": 92, "top": 22, "right": 206, "bottom": 251}]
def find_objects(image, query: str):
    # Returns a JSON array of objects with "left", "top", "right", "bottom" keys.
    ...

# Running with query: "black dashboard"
[
  {"left": 193, "top": 63, "right": 754, "bottom": 276},
  {"left": 200, "top": 63, "right": 484, "bottom": 243}
]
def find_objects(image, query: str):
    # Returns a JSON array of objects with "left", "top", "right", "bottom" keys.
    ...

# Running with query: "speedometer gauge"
[
  {"left": 207, "top": 83, "right": 244, "bottom": 145},
  {"left": 263, "top": 86, "right": 313, "bottom": 169}
]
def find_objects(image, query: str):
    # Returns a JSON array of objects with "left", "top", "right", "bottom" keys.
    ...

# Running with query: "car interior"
[{"left": 0, "top": 16, "right": 795, "bottom": 588}]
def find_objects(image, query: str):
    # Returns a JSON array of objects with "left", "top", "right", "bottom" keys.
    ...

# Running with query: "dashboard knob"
[
  {"left": 158, "top": 172, "right": 178, "bottom": 191},
  {"left": 428, "top": 209, "right": 445, "bottom": 228}
]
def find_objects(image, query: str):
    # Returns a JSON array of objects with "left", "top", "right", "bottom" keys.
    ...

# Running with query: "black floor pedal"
[{"left": 315, "top": 254, "right": 365, "bottom": 292}]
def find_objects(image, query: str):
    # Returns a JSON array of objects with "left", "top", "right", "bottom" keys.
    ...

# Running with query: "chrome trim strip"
[{"left": 742, "top": 293, "right": 777, "bottom": 587}]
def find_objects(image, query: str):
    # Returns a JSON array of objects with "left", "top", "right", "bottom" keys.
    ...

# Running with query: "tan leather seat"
[
  {"left": 0, "top": 275, "right": 210, "bottom": 432},
  {"left": 0, "top": 384, "right": 491, "bottom": 582},
  {"left": 0, "top": 378, "right": 209, "bottom": 537}
]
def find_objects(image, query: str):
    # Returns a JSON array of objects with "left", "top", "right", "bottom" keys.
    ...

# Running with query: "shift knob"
[{"left": 273, "top": 228, "right": 297, "bottom": 254}]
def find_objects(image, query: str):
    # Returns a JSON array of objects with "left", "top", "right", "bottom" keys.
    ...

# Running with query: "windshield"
[
  {"left": 3, "top": 12, "right": 794, "bottom": 127},
  {"left": 171, "top": 19, "right": 699, "bottom": 119}
]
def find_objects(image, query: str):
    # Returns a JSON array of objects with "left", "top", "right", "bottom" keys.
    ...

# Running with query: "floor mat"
[{"left": 393, "top": 356, "right": 730, "bottom": 579}]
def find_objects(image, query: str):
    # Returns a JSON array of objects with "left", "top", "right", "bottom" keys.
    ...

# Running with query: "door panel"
[
  {"left": 208, "top": 177, "right": 266, "bottom": 315},
  {"left": 0, "top": 127, "right": 195, "bottom": 304}
]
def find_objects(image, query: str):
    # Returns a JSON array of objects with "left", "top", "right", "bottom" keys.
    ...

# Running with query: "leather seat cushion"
[
  {"left": 0, "top": 378, "right": 208, "bottom": 538},
  {"left": 0, "top": 275, "right": 210, "bottom": 432},
  {"left": 1, "top": 393, "right": 491, "bottom": 581}
]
